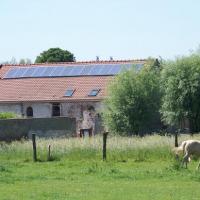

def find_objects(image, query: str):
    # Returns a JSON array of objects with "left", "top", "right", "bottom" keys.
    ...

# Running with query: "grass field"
[{"left": 0, "top": 135, "right": 200, "bottom": 200}]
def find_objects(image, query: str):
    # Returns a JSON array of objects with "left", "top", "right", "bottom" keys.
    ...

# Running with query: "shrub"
[{"left": 0, "top": 112, "right": 18, "bottom": 119}]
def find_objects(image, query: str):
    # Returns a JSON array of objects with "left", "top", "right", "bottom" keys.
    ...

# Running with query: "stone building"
[{"left": 0, "top": 60, "right": 145, "bottom": 136}]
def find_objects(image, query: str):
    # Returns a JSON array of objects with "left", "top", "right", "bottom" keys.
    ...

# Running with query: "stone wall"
[
  {"left": 0, "top": 101, "right": 105, "bottom": 136},
  {"left": 24, "top": 103, "right": 52, "bottom": 118},
  {"left": 61, "top": 102, "right": 104, "bottom": 135},
  {"left": 0, "top": 104, "right": 22, "bottom": 116},
  {"left": 0, "top": 117, "right": 76, "bottom": 141}
]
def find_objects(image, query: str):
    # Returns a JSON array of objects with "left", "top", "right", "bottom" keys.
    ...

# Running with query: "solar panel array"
[{"left": 4, "top": 63, "right": 143, "bottom": 79}]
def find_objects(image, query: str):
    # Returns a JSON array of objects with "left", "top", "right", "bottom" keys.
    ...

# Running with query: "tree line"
[{"left": 103, "top": 53, "right": 200, "bottom": 135}]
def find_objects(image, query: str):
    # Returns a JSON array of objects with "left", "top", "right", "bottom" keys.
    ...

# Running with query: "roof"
[{"left": 0, "top": 60, "right": 146, "bottom": 103}]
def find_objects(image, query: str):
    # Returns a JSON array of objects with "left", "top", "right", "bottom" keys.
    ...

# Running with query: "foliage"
[
  {"left": 19, "top": 58, "right": 32, "bottom": 64},
  {"left": 103, "top": 59, "right": 161, "bottom": 135},
  {"left": 9, "top": 57, "right": 17, "bottom": 64},
  {"left": 160, "top": 54, "right": 200, "bottom": 132},
  {"left": 1, "top": 57, "right": 32, "bottom": 65},
  {"left": 35, "top": 48, "right": 75, "bottom": 63},
  {"left": 1, "top": 57, "right": 17, "bottom": 65},
  {"left": 0, "top": 112, "right": 18, "bottom": 119}
]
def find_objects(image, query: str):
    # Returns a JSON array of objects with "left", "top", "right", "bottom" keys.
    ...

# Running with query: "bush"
[{"left": 0, "top": 112, "right": 18, "bottom": 119}]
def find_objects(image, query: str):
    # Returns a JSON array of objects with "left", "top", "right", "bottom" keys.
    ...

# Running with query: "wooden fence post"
[
  {"left": 175, "top": 132, "right": 178, "bottom": 147},
  {"left": 47, "top": 145, "right": 51, "bottom": 161},
  {"left": 103, "top": 132, "right": 108, "bottom": 161},
  {"left": 32, "top": 133, "right": 37, "bottom": 162}
]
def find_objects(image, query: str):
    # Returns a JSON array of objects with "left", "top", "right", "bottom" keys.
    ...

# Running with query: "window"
[
  {"left": 88, "top": 89, "right": 100, "bottom": 96},
  {"left": 52, "top": 103, "right": 60, "bottom": 116},
  {"left": 88, "top": 105, "right": 95, "bottom": 111},
  {"left": 26, "top": 107, "right": 33, "bottom": 117},
  {"left": 64, "top": 89, "right": 75, "bottom": 97}
]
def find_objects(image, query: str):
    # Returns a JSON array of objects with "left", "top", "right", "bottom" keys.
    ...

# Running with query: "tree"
[
  {"left": 10, "top": 57, "right": 17, "bottom": 64},
  {"left": 1, "top": 57, "right": 32, "bottom": 65},
  {"left": 26, "top": 58, "right": 32, "bottom": 64},
  {"left": 19, "top": 59, "right": 26, "bottom": 64},
  {"left": 1, "top": 57, "right": 17, "bottom": 65},
  {"left": 35, "top": 48, "right": 75, "bottom": 63},
  {"left": 103, "top": 60, "right": 161, "bottom": 135},
  {"left": 19, "top": 58, "right": 32, "bottom": 64},
  {"left": 160, "top": 54, "right": 200, "bottom": 132}
]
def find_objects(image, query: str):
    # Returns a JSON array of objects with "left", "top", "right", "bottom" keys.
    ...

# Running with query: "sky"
[{"left": 1, "top": 0, "right": 200, "bottom": 63}]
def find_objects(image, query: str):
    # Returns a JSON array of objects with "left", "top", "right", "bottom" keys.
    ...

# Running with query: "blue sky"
[{"left": 1, "top": 0, "right": 200, "bottom": 63}]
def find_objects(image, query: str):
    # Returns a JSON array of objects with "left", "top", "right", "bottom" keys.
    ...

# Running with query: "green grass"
[{"left": 0, "top": 135, "right": 200, "bottom": 200}]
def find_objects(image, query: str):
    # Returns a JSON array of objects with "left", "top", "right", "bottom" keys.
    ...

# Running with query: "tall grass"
[{"left": 0, "top": 134, "right": 199, "bottom": 162}]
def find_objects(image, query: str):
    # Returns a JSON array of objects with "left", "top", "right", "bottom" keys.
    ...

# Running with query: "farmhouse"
[{"left": 0, "top": 60, "right": 145, "bottom": 136}]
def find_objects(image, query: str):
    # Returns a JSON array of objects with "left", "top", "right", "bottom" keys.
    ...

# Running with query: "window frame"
[
  {"left": 88, "top": 89, "right": 100, "bottom": 97},
  {"left": 64, "top": 89, "right": 75, "bottom": 97}
]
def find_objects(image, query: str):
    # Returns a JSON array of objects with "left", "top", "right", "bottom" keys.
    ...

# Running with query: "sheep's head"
[{"left": 172, "top": 147, "right": 183, "bottom": 161}]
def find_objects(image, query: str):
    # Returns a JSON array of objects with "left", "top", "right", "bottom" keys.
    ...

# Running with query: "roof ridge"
[{"left": 2, "top": 59, "right": 147, "bottom": 67}]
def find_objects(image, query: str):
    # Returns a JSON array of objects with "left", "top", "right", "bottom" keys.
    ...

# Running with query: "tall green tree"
[
  {"left": 35, "top": 48, "right": 75, "bottom": 63},
  {"left": 160, "top": 54, "right": 200, "bottom": 132},
  {"left": 103, "top": 60, "right": 161, "bottom": 135}
]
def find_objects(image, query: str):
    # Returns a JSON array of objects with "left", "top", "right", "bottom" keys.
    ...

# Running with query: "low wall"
[{"left": 0, "top": 117, "right": 76, "bottom": 141}]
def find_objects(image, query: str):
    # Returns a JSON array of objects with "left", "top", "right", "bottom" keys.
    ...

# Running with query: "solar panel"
[
  {"left": 3, "top": 63, "right": 144, "bottom": 79},
  {"left": 4, "top": 68, "right": 18, "bottom": 78},
  {"left": 61, "top": 66, "right": 73, "bottom": 76},
  {"left": 15, "top": 68, "right": 27, "bottom": 78},
  {"left": 32, "top": 67, "right": 47, "bottom": 77},
  {"left": 81, "top": 65, "right": 93, "bottom": 75},
  {"left": 51, "top": 66, "right": 65, "bottom": 76},
  {"left": 70, "top": 66, "right": 84, "bottom": 76},
  {"left": 22, "top": 67, "right": 36, "bottom": 77},
  {"left": 108, "top": 64, "right": 121, "bottom": 75},
  {"left": 89, "top": 65, "right": 102, "bottom": 75},
  {"left": 98, "top": 64, "right": 111, "bottom": 75},
  {"left": 40, "top": 67, "right": 55, "bottom": 77}
]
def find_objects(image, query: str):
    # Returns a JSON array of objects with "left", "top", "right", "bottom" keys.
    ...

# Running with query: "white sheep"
[{"left": 175, "top": 140, "right": 200, "bottom": 169}]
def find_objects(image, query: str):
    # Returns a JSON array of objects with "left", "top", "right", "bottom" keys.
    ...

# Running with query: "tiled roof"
[{"left": 0, "top": 60, "right": 145, "bottom": 103}]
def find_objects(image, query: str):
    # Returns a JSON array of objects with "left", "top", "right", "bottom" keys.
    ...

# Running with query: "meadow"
[{"left": 0, "top": 134, "right": 200, "bottom": 200}]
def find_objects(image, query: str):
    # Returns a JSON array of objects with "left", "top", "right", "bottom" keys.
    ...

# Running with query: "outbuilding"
[{"left": 0, "top": 60, "right": 145, "bottom": 136}]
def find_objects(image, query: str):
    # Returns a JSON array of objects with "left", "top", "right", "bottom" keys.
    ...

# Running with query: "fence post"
[
  {"left": 175, "top": 132, "right": 178, "bottom": 147},
  {"left": 103, "top": 132, "right": 108, "bottom": 161},
  {"left": 47, "top": 145, "right": 51, "bottom": 161},
  {"left": 32, "top": 133, "right": 37, "bottom": 162}
]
